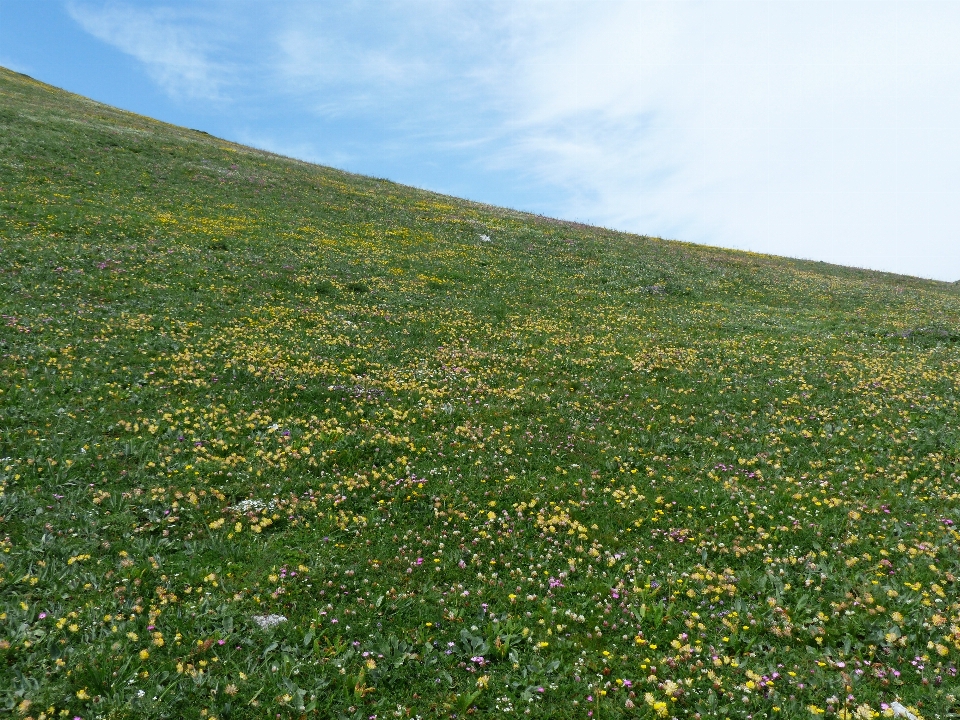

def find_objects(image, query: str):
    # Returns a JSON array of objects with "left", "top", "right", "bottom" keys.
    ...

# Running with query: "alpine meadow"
[{"left": 3, "top": 67, "right": 960, "bottom": 720}]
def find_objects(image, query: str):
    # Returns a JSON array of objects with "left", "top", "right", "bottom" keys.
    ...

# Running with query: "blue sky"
[{"left": 3, "top": 1, "right": 960, "bottom": 282}]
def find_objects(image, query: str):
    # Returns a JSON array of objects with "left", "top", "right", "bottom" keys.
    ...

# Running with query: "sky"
[{"left": 3, "top": 1, "right": 960, "bottom": 282}]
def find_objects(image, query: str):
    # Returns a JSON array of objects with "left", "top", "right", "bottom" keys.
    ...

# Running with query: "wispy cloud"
[
  {"left": 268, "top": 1, "right": 512, "bottom": 123},
  {"left": 474, "top": 2, "right": 960, "bottom": 279},
  {"left": 66, "top": 1, "right": 229, "bottom": 100}
]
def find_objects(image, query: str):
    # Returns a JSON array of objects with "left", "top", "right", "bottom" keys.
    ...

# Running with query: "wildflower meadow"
[{"left": 2, "top": 67, "right": 960, "bottom": 719}]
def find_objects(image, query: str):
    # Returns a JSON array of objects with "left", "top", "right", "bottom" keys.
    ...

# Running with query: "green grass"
[{"left": 2, "top": 66, "right": 960, "bottom": 719}]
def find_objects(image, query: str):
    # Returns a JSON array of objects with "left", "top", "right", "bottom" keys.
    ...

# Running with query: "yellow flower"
[
  {"left": 76, "top": 688, "right": 90, "bottom": 700},
  {"left": 139, "top": 649, "right": 150, "bottom": 660},
  {"left": 476, "top": 674, "right": 489, "bottom": 688}
]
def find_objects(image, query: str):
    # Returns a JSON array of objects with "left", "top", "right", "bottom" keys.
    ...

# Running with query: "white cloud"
[
  {"left": 479, "top": 1, "right": 960, "bottom": 280},
  {"left": 66, "top": 1, "right": 228, "bottom": 100}
]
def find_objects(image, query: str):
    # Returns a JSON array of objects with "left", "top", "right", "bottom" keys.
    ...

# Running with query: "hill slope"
[{"left": 2, "top": 67, "right": 960, "bottom": 718}]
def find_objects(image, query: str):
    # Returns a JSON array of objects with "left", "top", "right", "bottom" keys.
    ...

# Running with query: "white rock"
[
  {"left": 890, "top": 702, "right": 918, "bottom": 720},
  {"left": 228, "top": 498, "right": 275, "bottom": 513},
  {"left": 252, "top": 614, "right": 287, "bottom": 630}
]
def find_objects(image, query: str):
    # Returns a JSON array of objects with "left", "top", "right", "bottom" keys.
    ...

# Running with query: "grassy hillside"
[{"left": 2, "top": 66, "right": 960, "bottom": 719}]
